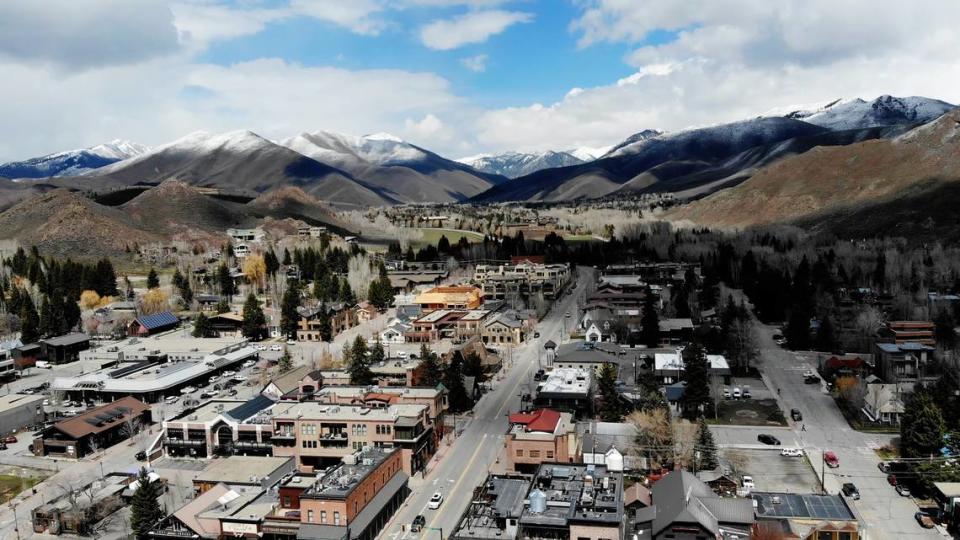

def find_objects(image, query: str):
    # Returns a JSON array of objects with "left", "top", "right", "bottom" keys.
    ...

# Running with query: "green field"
[
  {"left": 0, "top": 474, "right": 42, "bottom": 504},
  {"left": 413, "top": 228, "right": 485, "bottom": 247}
]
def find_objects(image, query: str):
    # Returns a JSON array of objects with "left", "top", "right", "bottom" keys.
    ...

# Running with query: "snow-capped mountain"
[
  {"left": 777, "top": 95, "right": 955, "bottom": 130},
  {"left": 0, "top": 139, "right": 148, "bottom": 179},
  {"left": 459, "top": 151, "right": 585, "bottom": 179},
  {"left": 604, "top": 129, "right": 664, "bottom": 158},
  {"left": 568, "top": 145, "right": 615, "bottom": 162},
  {"left": 278, "top": 131, "right": 430, "bottom": 171}
]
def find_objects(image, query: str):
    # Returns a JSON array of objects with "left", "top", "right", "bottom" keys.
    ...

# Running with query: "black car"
[
  {"left": 842, "top": 483, "right": 860, "bottom": 500},
  {"left": 758, "top": 434, "right": 781, "bottom": 445},
  {"left": 135, "top": 451, "right": 147, "bottom": 461},
  {"left": 411, "top": 515, "right": 426, "bottom": 532},
  {"left": 804, "top": 375, "right": 821, "bottom": 384},
  {"left": 534, "top": 331, "right": 540, "bottom": 338},
  {"left": 791, "top": 408, "right": 803, "bottom": 421}
]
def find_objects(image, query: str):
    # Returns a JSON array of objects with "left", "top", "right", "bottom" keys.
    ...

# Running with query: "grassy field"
[
  {"left": 710, "top": 399, "right": 788, "bottom": 426},
  {"left": 412, "top": 228, "right": 485, "bottom": 247},
  {"left": 0, "top": 474, "right": 42, "bottom": 504}
]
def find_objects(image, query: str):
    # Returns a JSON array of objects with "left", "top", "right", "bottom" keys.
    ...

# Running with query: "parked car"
[
  {"left": 733, "top": 387, "right": 742, "bottom": 399},
  {"left": 222, "top": 370, "right": 237, "bottom": 377},
  {"left": 200, "top": 390, "right": 219, "bottom": 399},
  {"left": 3, "top": 436, "right": 17, "bottom": 444},
  {"left": 790, "top": 408, "right": 802, "bottom": 421},
  {"left": 181, "top": 386, "right": 197, "bottom": 394},
  {"left": 742, "top": 386, "right": 752, "bottom": 399},
  {"left": 411, "top": 515, "right": 426, "bottom": 532},
  {"left": 896, "top": 484, "right": 911, "bottom": 497},
  {"left": 427, "top": 492, "right": 443, "bottom": 510},
  {"left": 824, "top": 451, "right": 840, "bottom": 468},
  {"left": 804, "top": 375, "right": 821, "bottom": 384},
  {"left": 887, "top": 474, "right": 898, "bottom": 486},
  {"left": 397, "top": 351, "right": 408, "bottom": 359},
  {"left": 533, "top": 331, "right": 540, "bottom": 338},
  {"left": 741, "top": 475, "right": 755, "bottom": 490},
  {"left": 915, "top": 511, "right": 936, "bottom": 529},
  {"left": 0, "top": 442, "right": 7, "bottom": 450},
  {"left": 758, "top": 434, "right": 781, "bottom": 445},
  {"left": 269, "top": 345, "right": 282, "bottom": 352},
  {"left": 42, "top": 399, "right": 50, "bottom": 406},
  {"left": 723, "top": 388, "right": 731, "bottom": 399},
  {"left": 242, "top": 360, "right": 256, "bottom": 368},
  {"left": 135, "top": 451, "right": 147, "bottom": 461},
  {"left": 781, "top": 448, "right": 804, "bottom": 457},
  {"left": 842, "top": 483, "right": 860, "bottom": 500},
  {"left": 165, "top": 396, "right": 180, "bottom": 404},
  {"left": 227, "top": 389, "right": 239, "bottom": 396},
  {"left": 879, "top": 461, "right": 910, "bottom": 473}
]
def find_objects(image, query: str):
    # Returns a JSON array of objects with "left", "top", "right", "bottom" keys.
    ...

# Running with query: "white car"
[
  {"left": 732, "top": 387, "right": 742, "bottom": 399},
  {"left": 802, "top": 370, "right": 816, "bottom": 378},
  {"left": 427, "top": 492, "right": 443, "bottom": 510},
  {"left": 42, "top": 399, "right": 50, "bottom": 406},
  {"left": 165, "top": 396, "right": 180, "bottom": 404},
  {"left": 741, "top": 476, "right": 755, "bottom": 490},
  {"left": 781, "top": 448, "right": 804, "bottom": 457},
  {"left": 222, "top": 370, "right": 237, "bottom": 377},
  {"left": 397, "top": 351, "right": 408, "bottom": 359},
  {"left": 242, "top": 360, "right": 256, "bottom": 368},
  {"left": 723, "top": 388, "right": 731, "bottom": 399},
  {"left": 181, "top": 386, "right": 197, "bottom": 394},
  {"left": 270, "top": 345, "right": 283, "bottom": 352}
]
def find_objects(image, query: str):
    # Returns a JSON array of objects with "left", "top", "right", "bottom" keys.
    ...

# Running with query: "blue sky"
[{"left": 0, "top": 0, "right": 957, "bottom": 161}]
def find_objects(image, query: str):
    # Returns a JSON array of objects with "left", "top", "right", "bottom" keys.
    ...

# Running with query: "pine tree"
[
  {"left": 280, "top": 282, "right": 301, "bottom": 339},
  {"left": 38, "top": 295, "right": 54, "bottom": 338},
  {"left": 192, "top": 313, "right": 213, "bottom": 338},
  {"left": 146, "top": 268, "right": 160, "bottom": 289},
  {"left": 282, "top": 248, "right": 292, "bottom": 266},
  {"left": 462, "top": 350, "right": 485, "bottom": 383},
  {"left": 417, "top": 343, "right": 443, "bottom": 387},
  {"left": 444, "top": 351, "right": 472, "bottom": 412},
  {"left": 598, "top": 361, "right": 624, "bottom": 422},
  {"left": 641, "top": 288, "right": 660, "bottom": 348},
  {"left": 680, "top": 343, "right": 712, "bottom": 420},
  {"left": 218, "top": 263, "right": 235, "bottom": 298},
  {"left": 130, "top": 466, "right": 164, "bottom": 537},
  {"left": 318, "top": 303, "right": 333, "bottom": 342},
  {"left": 340, "top": 278, "right": 356, "bottom": 305},
  {"left": 901, "top": 390, "right": 946, "bottom": 458},
  {"left": 814, "top": 315, "right": 838, "bottom": 353},
  {"left": 369, "top": 340, "right": 385, "bottom": 366},
  {"left": 241, "top": 293, "right": 267, "bottom": 341},
  {"left": 215, "top": 298, "right": 230, "bottom": 314},
  {"left": 695, "top": 418, "right": 718, "bottom": 470},
  {"left": 347, "top": 335, "right": 373, "bottom": 385},
  {"left": 278, "top": 348, "right": 293, "bottom": 373}
]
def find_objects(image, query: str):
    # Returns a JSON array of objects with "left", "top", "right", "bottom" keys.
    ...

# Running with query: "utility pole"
[{"left": 821, "top": 450, "right": 826, "bottom": 495}]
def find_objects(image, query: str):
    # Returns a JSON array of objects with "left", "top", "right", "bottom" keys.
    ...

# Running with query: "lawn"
[
  {"left": 412, "top": 228, "right": 485, "bottom": 247},
  {"left": 710, "top": 399, "right": 788, "bottom": 426},
  {"left": 0, "top": 474, "right": 42, "bottom": 504}
]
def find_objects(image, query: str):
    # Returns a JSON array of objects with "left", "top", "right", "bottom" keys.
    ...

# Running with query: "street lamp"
[{"left": 10, "top": 502, "right": 19, "bottom": 540}]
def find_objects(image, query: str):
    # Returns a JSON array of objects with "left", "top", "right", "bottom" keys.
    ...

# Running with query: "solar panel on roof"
[
  {"left": 226, "top": 395, "right": 276, "bottom": 421},
  {"left": 84, "top": 418, "right": 101, "bottom": 426},
  {"left": 136, "top": 311, "right": 178, "bottom": 330}
]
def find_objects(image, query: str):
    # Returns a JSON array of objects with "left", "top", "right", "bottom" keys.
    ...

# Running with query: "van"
[{"left": 35, "top": 361, "right": 52, "bottom": 369}]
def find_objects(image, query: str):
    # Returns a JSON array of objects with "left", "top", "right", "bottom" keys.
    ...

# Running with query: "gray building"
[{"left": 0, "top": 393, "right": 45, "bottom": 436}]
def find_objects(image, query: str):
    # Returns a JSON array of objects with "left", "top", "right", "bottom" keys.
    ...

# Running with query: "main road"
[{"left": 380, "top": 267, "right": 589, "bottom": 540}]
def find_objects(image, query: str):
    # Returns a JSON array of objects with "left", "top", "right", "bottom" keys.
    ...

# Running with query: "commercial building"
[
  {"left": 751, "top": 491, "right": 860, "bottom": 540},
  {"left": 128, "top": 311, "right": 180, "bottom": 336},
  {"left": 54, "top": 334, "right": 257, "bottom": 403},
  {"left": 298, "top": 447, "right": 408, "bottom": 540},
  {"left": 193, "top": 455, "right": 295, "bottom": 493},
  {"left": 163, "top": 397, "right": 277, "bottom": 458},
  {"left": 312, "top": 386, "right": 446, "bottom": 433},
  {"left": 654, "top": 349, "right": 731, "bottom": 385},
  {"left": 0, "top": 393, "right": 45, "bottom": 436},
  {"left": 505, "top": 409, "right": 577, "bottom": 473},
  {"left": 413, "top": 286, "right": 483, "bottom": 313},
  {"left": 452, "top": 475, "right": 531, "bottom": 540},
  {"left": 270, "top": 402, "right": 435, "bottom": 476},
  {"left": 532, "top": 367, "right": 594, "bottom": 419},
  {"left": 878, "top": 320, "right": 936, "bottom": 346},
  {"left": 481, "top": 312, "right": 527, "bottom": 346},
  {"left": 518, "top": 463, "right": 624, "bottom": 540},
  {"left": 33, "top": 396, "right": 151, "bottom": 458},
  {"left": 40, "top": 333, "right": 90, "bottom": 364},
  {"left": 473, "top": 262, "right": 570, "bottom": 300}
]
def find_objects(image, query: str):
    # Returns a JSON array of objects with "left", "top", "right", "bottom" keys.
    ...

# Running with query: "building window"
[
  {"left": 320, "top": 511, "right": 326, "bottom": 524},
  {"left": 546, "top": 451, "right": 554, "bottom": 459},
  {"left": 838, "top": 534, "right": 852, "bottom": 540},
  {"left": 334, "top": 511, "right": 341, "bottom": 526},
  {"left": 529, "top": 450, "right": 541, "bottom": 458},
  {"left": 817, "top": 533, "right": 832, "bottom": 540},
  {"left": 307, "top": 510, "right": 314, "bottom": 523},
  {"left": 515, "top": 449, "right": 523, "bottom": 457},
  {"left": 283, "top": 496, "right": 291, "bottom": 507}
]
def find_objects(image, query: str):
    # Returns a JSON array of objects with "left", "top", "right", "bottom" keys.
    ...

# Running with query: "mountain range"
[
  {"left": 459, "top": 150, "right": 587, "bottom": 179},
  {"left": 0, "top": 139, "right": 148, "bottom": 179}
]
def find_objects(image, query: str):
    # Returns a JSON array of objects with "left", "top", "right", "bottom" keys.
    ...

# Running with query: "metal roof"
[
  {"left": 751, "top": 492, "right": 854, "bottom": 520},
  {"left": 135, "top": 311, "right": 179, "bottom": 330}
]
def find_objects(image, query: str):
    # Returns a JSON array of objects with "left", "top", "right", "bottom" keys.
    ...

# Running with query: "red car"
[
  {"left": 888, "top": 474, "right": 898, "bottom": 486},
  {"left": 3, "top": 436, "right": 16, "bottom": 444}
]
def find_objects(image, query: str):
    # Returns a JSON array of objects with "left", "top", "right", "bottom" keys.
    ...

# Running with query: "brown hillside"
[
  {"left": 121, "top": 179, "right": 254, "bottom": 235},
  {"left": 248, "top": 186, "right": 353, "bottom": 233},
  {"left": 668, "top": 109, "right": 960, "bottom": 229},
  {"left": 0, "top": 189, "right": 158, "bottom": 257}
]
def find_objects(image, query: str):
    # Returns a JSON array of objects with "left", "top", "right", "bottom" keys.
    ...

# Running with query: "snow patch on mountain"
[
  {"left": 459, "top": 150, "right": 584, "bottom": 179},
  {"left": 771, "top": 95, "right": 955, "bottom": 130},
  {"left": 0, "top": 139, "right": 149, "bottom": 179},
  {"left": 568, "top": 145, "right": 615, "bottom": 161},
  {"left": 279, "top": 131, "right": 428, "bottom": 168}
]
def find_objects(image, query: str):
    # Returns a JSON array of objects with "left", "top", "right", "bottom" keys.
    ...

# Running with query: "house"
[
  {"left": 696, "top": 465, "right": 739, "bottom": 496},
  {"left": 40, "top": 333, "right": 90, "bottom": 364},
  {"left": 297, "top": 303, "right": 355, "bottom": 341},
  {"left": 628, "top": 471, "right": 754, "bottom": 540},
  {"left": 654, "top": 349, "right": 731, "bottom": 385},
  {"left": 413, "top": 286, "right": 483, "bottom": 312},
  {"left": 227, "top": 227, "right": 264, "bottom": 244},
  {"left": 196, "top": 294, "right": 221, "bottom": 309},
  {"left": 861, "top": 383, "right": 906, "bottom": 425},
  {"left": 128, "top": 311, "right": 180, "bottom": 336},
  {"left": 355, "top": 301, "right": 377, "bottom": 322},
  {"left": 379, "top": 321, "right": 410, "bottom": 344},
  {"left": 658, "top": 318, "right": 694, "bottom": 344},
  {"left": 819, "top": 354, "right": 874, "bottom": 381},
  {"left": 208, "top": 312, "right": 245, "bottom": 337},
  {"left": 444, "top": 337, "right": 502, "bottom": 375},
  {"left": 878, "top": 320, "right": 936, "bottom": 347},
  {"left": 875, "top": 342, "right": 936, "bottom": 384},
  {"left": 505, "top": 409, "right": 577, "bottom": 473},
  {"left": 578, "top": 421, "right": 645, "bottom": 471},
  {"left": 33, "top": 396, "right": 151, "bottom": 458},
  {"left": 585, "top": 320, "right": 616, "bottom": 343}
]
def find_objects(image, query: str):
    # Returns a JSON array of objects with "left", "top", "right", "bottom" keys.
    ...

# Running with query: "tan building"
[
  {"left": 313, "top": 386, "right": 446, "bottom": 432},
  {"left": 505, "top": 408, "right": 577, "bottom": 473},
  {"left": 270, "top": 402, "right": 435, "bottom": 476},
  {"left": 296, "top": 302, "right": 356, "bottom": 342},
  {"left": 413, "top": 286, "right": 482, "bottom": 313},
  {"left": 481, "top": 312, "right": 526, "bottom": 346}
]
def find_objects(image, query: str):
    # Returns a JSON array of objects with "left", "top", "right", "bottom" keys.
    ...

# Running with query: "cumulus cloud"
[
  {"left": 420, "top": 10, "right": 533, "bottom": 50},
  {"left": 0, "top": 0, "right": 180, "bottom": 69},
  {"left": 460, "top": 54, "right": 489, "bottom": 72}
]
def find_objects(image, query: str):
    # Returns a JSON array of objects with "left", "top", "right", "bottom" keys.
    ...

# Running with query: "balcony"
[{"left": 319, "top": 438, "right": 349, "bottom": 448}]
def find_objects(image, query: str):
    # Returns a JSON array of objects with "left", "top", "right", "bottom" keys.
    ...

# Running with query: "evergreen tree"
[
  {"left": 462, "top": 350, "right": 485, "bottom": 383},
  {"left": 318, "top": 303, "right": 333, "bottom": 342},
  {"left": 814, "top": 315, "right": 838, "bottom": 353},
  {"left": 901, "top": 390, "right": 946, "bottom": 458},
  {"left": 172, "top": 268, "right": 193, "bottom": 305},
  {"left": 443, "top": 351, "right": 472, "bottom": 412},
  {"left": 218, "top": 263, "right": 235, "bottom": 298},
  {"left": 215, "top": 298, "right": 231, "bottom": 314},
  {"left": 38, "top": 295, "right": 53, "bottom": 338},
  {"left": 347, "top": 335, "right": 374, "bottom": 385},
  {"left": 146, "top": 268, "right": 160, "bottom": 289},
  {"left": 130, "top": 466, "right": 164, "bottom": 537},
  {"left": 282, "top": 248, "right": 292, "bottom": 266},
  {"left": 641, "top": 288, "right": 660, "bottom": 348},
  {"left": 192, "top": 313, "right": 214, "bottom": 338},
  {"left": 278, "top": 348, "right": 293, "bottom": 373},
  {"left": 241, "top": 293, "right": 267, "bottom": 341},
  {"left": 695, "top": 419, "right": 718, "bottom": 470},
  {"left": 785, "top": 307, "right": 812, "bottom": 350},
  {"left": 598, "top": 361, "right": 624, "bottom": 422},
  {"left": 680, "top": 343, "right": 712, "bottom": 420},
  {"left": 340, "top": 278, "right": 356, "bottom": 305},
  {"left": 934, "top": 309, "right": 958, "bottom": 350},
  {"left": 280, "top": 282, "right": 301, "bottom": 340},
  {"left": 417, "top": 342, "right": 443, "bottom": 387},
  {"left": 369, "top": 340, "right": 385, "bottom": 366}
]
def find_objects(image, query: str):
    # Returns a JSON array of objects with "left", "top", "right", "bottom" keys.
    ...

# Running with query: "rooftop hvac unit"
[
  {"left": 362, "top": 458, "right": 373, "bottom": 466},
  {"left": 528, "top": 489, "right": 547, "bottom": 514}
]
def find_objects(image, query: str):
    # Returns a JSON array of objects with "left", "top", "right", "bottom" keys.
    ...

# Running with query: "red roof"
[
  {"left": 825, "top": 357, "right": 866, "bottom": 370},
  {"left": 508, "top": 408, "right": 561, "bottom": 433}
]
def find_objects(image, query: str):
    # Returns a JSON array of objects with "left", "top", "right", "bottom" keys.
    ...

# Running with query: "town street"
[{"left": 380, "top": 268, "right": 588, "bottom": 540}]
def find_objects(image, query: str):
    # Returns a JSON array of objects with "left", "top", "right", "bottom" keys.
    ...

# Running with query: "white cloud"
[
  {"left": 404, "top": 113, "right": 448, "bottom": 140},
  {"left": 460, "top": 54, "right": 489, "bottom": 72},
  {"left": 420, "top": 10, "right": 533, "bottom": 50}
]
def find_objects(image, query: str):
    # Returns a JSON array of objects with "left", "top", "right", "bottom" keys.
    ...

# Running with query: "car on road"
[
  {"left": 790, "top": 408, "right": 802, "bottom": 421},
  {"left": 780, "top": 448, "right": 803, "bottom": 457},
  {"left": 227, "top": 389, "right": 239, "bottom": 397},
  {"left": 804, "top": 375, "right": 821, "bottom": 384},
  {"left": 269, "top": 345, "right": 283, "bottom": 352},
  {"left": 3, "top": 436, "right": 17, "bottom": 444},
  {"left": 135, "top": 451, "right": 147, "bottom": 461},
  {"left": 200, "top": 390, "right": 219, "bottom": 399},
  {"left": 896, "top": 484, "right": 912, "bottom": 497},
  {"left": 741, "top": 475, "right": 755, "bottom": 490},
  {"left": 824, "top": 451, "right": 839, "bottom": 468},
  {"left": 758, "top": 434, "right": 781, "bottom": 445},
  {"left": 411, "top": 515, "right": 426, "bottom": 532},
  {"left": 533, "top": 331, "right": 540, "bottom": 338},
  {"left": 841, "top": 483, "right": 860, "bottom": 500},
  {"left": 915, "top": 511, "right": 936, "bottom": 529},
  {"left": 427, "top": 492, "right": 443, "bottom": 510},
  {"left": 64, "top": 410, "right": 79, "bottom": 417}
]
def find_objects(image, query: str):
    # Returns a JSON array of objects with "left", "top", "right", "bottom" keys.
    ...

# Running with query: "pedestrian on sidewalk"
[{"left": 801, "top": 424, "right": 806, "bottom": 431}]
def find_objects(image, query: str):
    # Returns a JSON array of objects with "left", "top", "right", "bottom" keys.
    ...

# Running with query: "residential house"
[
  {"left": 128, "top": 311, "right": 180, "bottom": 336},
  {"left": 875, "top": 342, "right": 936, "bottom": 384},
  {"left": 584, "top": 320, "right": 617, "bottom": 343},
  {"left": 654, "top": 349, "right": 731, "bottom": 385},
  {"left": 355, "top": 301, "right": 377, "bottom": 323},
  {"left": 505, "top": 409, "right": 577, "bottom": 473},
  {"left": 578, "top": 421, "right": 645, "bottom": 472},
  {"left": 861, "top": 383, "right": 906, "bottom": 425},
  {"left": 818, "top": 354, "right": 874, "bottom": 382},
  {"left": 658, "top": 318, "right": 694, "bottom": 345},
  {"left": 297, "top": 303, "right": 355, "bottom": 342},
  {"left": 379, "top": 321, "right": 410, "bottom": 344}
]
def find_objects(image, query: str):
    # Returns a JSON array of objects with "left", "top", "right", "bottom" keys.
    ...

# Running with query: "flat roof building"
[
  {"left": 518, "top": 462, "right": 624, "bottom": 540},
  {"left": 533, "top": 367, "right": 594, "bottom": 419},
  {"left": 0, "top": 393, "right": 45, "bottom": 436},
  {"left": 453, "top": 475, "right": 531, "bottom": 540},
  {"left": 33, "top": 396, "right": 151, "bottom": 459},
  {"left": 193, "top": 455, "right": 296, "bottom": 494}
]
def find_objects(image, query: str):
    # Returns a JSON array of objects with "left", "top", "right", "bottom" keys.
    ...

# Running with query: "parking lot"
[{"left": 722, "top": 447, "right": 823, "bottom": 493}]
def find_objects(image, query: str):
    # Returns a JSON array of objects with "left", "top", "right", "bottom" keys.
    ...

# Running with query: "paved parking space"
[
  {"left": 722, "top": 448, "right": 821, "bottom": 493},
  {"left": 711, "top": 425, "right": 801, "bottom": 449},
  {"left": 152, "top": 457, "right": 209, "bottom": 471}
]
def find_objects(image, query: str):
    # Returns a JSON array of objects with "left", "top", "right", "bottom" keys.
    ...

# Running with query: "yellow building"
[{"left": 413, "top": 286, "right": 482, "bottom": 312}]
